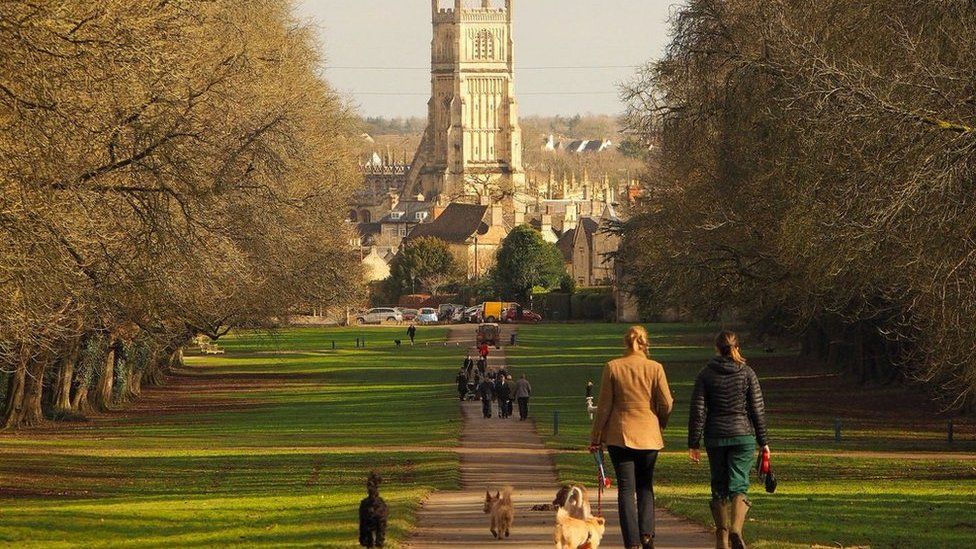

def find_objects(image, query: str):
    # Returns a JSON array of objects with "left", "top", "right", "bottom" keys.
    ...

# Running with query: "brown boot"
[
  {"left": 710, "top": 498, "right": 730, "bottom": 549},
  {"left": 729, "top": 494, "right": 751, "bottom": 549}
]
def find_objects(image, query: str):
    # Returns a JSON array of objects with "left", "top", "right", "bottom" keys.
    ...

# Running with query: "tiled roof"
[
  {"left": 380, "top": 201, "right": 432, "bottom": 223},
  {"left": 405, "top": 203, "right": 489, "bottom": 244},
  {"left": 556, "top": 228, "right": 576, "bottom": 262},
  {"left": 578, "top": 217, "right": 601, "bottom": 247}
]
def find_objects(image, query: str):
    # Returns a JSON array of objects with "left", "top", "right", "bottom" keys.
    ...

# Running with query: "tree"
[
  {"left": 386, "top": 237, "right": 465, "bottom": 298},
  {"left": 0, "top": 0, "right": 362, "bottom": 428},
  {"left": 493, "top": 226, "right": 566, "bottom": 302},
  {"left": 620, "top": 0, "right": 976, "bottom": 411}
]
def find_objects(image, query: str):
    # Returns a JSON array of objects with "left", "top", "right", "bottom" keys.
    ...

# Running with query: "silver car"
[{"left": 356, "top": 307, "right": 403, "bottom": 325}]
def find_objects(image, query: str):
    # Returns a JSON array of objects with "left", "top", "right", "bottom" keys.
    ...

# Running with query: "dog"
[
  {"left": 394, "top": 339, "right": 401, "bottom": 347},
  {"left": 553, "top": 507, "right": 606, "bottom": 549},
  {"left": 552, "top": 484, "right": 593, "bottom": 520},
  {"left": 358, "top": 472, "right": 388, "bottom": 547},
  {"left": 484, "top": 487, "right": 515, "bottom": 539}
]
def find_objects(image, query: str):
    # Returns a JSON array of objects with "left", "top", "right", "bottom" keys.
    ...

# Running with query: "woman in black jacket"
[{"left": 688, "top": 331, "right": 769, "bottom": 549}]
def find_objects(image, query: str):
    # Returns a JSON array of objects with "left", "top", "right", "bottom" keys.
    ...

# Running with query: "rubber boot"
[
  {"left": 710, "top": 498, "right": 730, "bottom": 549},
  {"left": 729, "top": 494, "right": 751, "bottom": 549}
]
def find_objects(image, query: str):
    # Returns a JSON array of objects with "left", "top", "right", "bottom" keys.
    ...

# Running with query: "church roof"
[{"left": 405, "top": 203, "right": 489, "bottom": 244}]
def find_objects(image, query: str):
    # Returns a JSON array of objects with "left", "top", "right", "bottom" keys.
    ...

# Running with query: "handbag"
[{"left": 757, "top": 448, "right": 778, "bottom": 494}]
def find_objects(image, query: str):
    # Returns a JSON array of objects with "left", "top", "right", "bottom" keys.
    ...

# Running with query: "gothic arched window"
[{"left": 473, "top": 29, "right": 494, "bottom": 60}]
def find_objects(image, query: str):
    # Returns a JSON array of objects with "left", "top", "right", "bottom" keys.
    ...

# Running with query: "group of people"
[
  {"left": 589, "top": 326, "right": 769, "bottom": 549},
  {"left": 453, "top": 343, "right": 533, "bottom": 421}
]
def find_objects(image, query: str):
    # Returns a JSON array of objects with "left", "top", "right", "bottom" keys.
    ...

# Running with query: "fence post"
[
  {"left": 332, "top": 340, "right": 336, "bottom": 350},
  {"left": 948, "top": 419, "right": 954, "bottom": 445},
  {"left": 834, "top": 419, "right": 842, "bottom": 442},
  {"left": 553, "top": 410, "right": 560, "bottom": 436}
]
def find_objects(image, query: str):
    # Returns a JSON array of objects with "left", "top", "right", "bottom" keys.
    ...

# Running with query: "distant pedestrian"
[
  {"left": 505, "top": 375, "right": 516, "bottom": 418},
  {"left": 477, "top": 356, "right": 487, "bottom": 376},
  {"left": 456, "top": 369, "right": 468, "bottom": 401},
  {"left": 464, "top": 355, "right": 474, "bottom": 378},
  {"left": 514, "top": 374, "right": 532, "bottom": 421},
  {"left": 477, "top": 377, "right": 494, "bottom": 418},
  {"left": 407, "top": 324, "right": 417, "bottom": 345},
  {"left": 688, "top": 331, "right": 770, "bottom": 549},
  {"left": 495, "top": 375, "right": 511, "bottom": 418},
  {"left": 590, "top": 325, "right": 674, "bottom": 549},
  {"left": 479, "top": 342, "right": 490, "bottom": 360}
]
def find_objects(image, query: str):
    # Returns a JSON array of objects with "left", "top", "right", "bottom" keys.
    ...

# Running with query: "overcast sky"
[{"left": 294, "top": 1, "right": 678, "bottom": 118}]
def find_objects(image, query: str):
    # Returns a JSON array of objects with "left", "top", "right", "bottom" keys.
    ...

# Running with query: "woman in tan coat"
[{"left": 590, "top": 326, "right": 674, "bottom": 549}]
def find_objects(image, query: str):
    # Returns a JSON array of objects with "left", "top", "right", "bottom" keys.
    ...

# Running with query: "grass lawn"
[
  {"left": 506, "top": 323, "right": 976, "bottom": 549},
  {"left": 0, "top": 327, "right": 462, "bottom": 548}
]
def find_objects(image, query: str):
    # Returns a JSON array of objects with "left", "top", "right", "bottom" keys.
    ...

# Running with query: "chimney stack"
[{"left": 491, "top": 203, "right": 504, "bottom": 227}]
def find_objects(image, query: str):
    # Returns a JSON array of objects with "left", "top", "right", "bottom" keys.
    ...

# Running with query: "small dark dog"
[
  {"left": 394, "top": 339, "right": 402, "bottom": 348},
  {"left": 359, "top": 472, "right": 388, "bottom": 547}
]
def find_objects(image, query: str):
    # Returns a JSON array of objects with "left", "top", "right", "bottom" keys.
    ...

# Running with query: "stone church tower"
[{"left": 406, "top": 0, "right": 526, "bottom": 201}]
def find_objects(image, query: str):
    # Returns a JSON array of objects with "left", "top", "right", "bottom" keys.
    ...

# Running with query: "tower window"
[{"left": 473, "top": 29, "right": 494, "bottom": 60}]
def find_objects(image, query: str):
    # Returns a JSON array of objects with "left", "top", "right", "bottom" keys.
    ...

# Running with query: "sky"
[{"left": 294, "top": 1, "right": 678, "bottom": 118}]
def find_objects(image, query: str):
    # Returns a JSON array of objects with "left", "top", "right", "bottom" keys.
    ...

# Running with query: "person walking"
[
  {"left": 589, "top": 326, "right": 674, "bottom": 549},
  {"left": 407, "top": 324, "right": 417, "bottom": 345},
  {"left": 504, "top": 375, "right": 516, "bottom": 419},
  {"left": 495, "top": 374, "right": 512, "bottom": 419},
  {"left": 477, "top": 376, "right": 494, "bottom": 419},
  {"left": 513, "top": 374, "right": 532, "bottom": 421},
  {"left": 493, "top": 375, "right": 506, "bottom": 418},
  {"left": 464, "top": 355, "right": 474, "bottom": 379},
  {"left": 456, "top": 369, "right": 468, "bottom": 401},
  {"left": 478, "top": 341, "right": 490, "bottom": 360},
  {"left": 688, "top": 331, "right": 769, "bottom": 549}
]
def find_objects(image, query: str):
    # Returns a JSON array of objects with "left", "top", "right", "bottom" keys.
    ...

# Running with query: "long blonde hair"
[
  {"left": 716, "top": 330, "right": 746, "bottom": 365},
  {"left": 624, "top": 326, "right": 650, "bottom": 355}
]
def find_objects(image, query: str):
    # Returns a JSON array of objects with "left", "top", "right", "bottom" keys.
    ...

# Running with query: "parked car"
[
  {"left": 464, "top": 306, "right": 483, "bottom": 323},
  {"left": 356, "top": 308, "right": 403, "bottom": 325},
  {"left": 439, "top": 303, "right": 463, "bottom": 319},
  {"left": 504, "top": 307, "right": 542, "bottom": 323},
  {"left": 417, "top": 308, "right": 439, "bottom": 324},
  {"left": 400, "top": 308, "right": 419, "bottom": 321}
]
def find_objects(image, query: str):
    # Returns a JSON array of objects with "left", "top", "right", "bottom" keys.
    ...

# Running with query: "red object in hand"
[
  {"left": 602, "top": 476, "right": 612, "bottom": 488},
  {"left": 760, "top": 448, "right": 771, "bottom": 475}
]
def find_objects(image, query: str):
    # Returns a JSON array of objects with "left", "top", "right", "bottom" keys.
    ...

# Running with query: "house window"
[{"left": 399, "top": 225, "right": 407, "bottom": 237}]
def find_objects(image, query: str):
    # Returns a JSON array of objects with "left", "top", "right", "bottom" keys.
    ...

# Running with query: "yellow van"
[{"left": 482, "top": 301, "right": 504, "bottom": 323}]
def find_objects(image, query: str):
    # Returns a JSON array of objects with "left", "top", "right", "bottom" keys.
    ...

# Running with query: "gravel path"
[{"left": 406, "top": 325, "right": 712, "bottom": 548}]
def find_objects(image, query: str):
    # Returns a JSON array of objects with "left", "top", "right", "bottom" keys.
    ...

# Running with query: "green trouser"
[{"left": 706, "top": 441, "right": 755, "bottom": 499}]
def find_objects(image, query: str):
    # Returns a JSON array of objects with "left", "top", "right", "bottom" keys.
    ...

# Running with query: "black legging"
[{"left": 608, "top": 445, "right": 659, "bottom": 546}]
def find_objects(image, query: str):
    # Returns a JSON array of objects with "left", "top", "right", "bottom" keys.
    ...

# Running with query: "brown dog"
[
  {"left": 484, "top": 487, "right": 515, "bottom": 539},
  {"left": 552, "top": 484, "right": 592, "bottom": 520},
  {"left": 553, "top": 507, "right": 606, "bottom": 549}
]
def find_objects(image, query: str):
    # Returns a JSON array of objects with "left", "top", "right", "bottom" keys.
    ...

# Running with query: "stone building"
[
  {"left": 406, "top": 0, "right": 526, "bottom": 201},
  {"left": 403, "top": 202, "right": 510, "bottom": 277}
]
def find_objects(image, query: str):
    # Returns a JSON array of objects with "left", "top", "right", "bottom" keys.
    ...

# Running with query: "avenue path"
[{"left": 406, "top": 325, "right": 711, "bottom": 548}]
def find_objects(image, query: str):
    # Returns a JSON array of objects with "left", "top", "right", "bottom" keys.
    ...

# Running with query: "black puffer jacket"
[{"left": 688, "top": 357, "right": 769, "bottom": 449}]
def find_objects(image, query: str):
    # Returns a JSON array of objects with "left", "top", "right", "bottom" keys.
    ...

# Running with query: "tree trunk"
[
  {"left": 53, "top": 345, "right": 79, "bottom": 412},
  {"left": 20, "top": 358, "right": 48, "bottom": 427},
  {"left": 1, "top": 352, "right": 29, "bottom": 429},
  {"left": 71, "top": 375, "right": 91, "bottom": 415},
  {"left": 91, "top": 342, "right": 116, "bottom": 412}
]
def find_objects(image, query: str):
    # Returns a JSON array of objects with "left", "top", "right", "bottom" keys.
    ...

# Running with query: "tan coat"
[{"left": 590, "top": 351, "right": 674, "bottom": 450}]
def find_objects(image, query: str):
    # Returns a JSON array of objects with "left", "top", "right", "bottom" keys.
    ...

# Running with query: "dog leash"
[{"left": 591, "top": 448, "right": 612, "bottom": 516}]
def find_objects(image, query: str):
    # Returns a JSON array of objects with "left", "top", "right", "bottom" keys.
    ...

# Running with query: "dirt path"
[{"left": 406, "top": 325, "right": 712, "bottom": 548}]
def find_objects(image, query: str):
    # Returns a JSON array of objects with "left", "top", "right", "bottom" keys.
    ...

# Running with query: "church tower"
[{"left": 406, "top": 0, "right": 525, "bottom": 200}]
